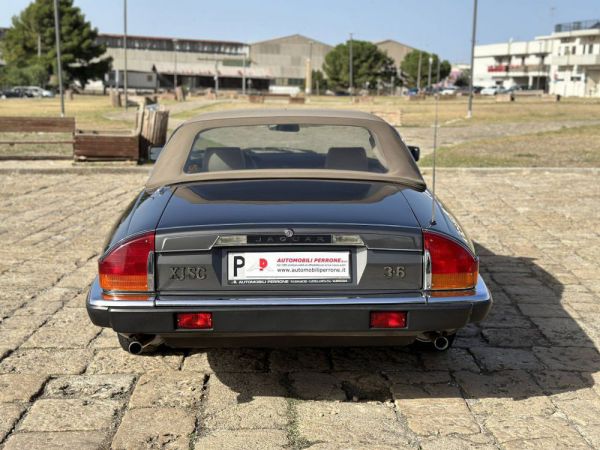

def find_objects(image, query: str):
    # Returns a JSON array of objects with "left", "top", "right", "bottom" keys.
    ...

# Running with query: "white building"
[
  {"left": 473, "top": 39, "right": 552, "bottom": 90},
  {"left": 473, "top": 19, "right": 600, "bottom": 97},
  {"left": 544, "top": 20, "right": 600, "bottom": 97}
]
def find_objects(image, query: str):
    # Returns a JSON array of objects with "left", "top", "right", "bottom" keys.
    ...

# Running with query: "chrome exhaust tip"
[
  {"left": 128, "top": 341, "right": 144, "bottom": 355},
  {"left": 433, "top": 336, "right": 450, "bottom": 351}
]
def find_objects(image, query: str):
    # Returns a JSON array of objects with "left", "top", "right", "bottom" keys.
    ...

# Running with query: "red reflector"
[
  {"left": 177, "top": 313, "right": 212, "bottom": 329},
  {"left": 370, "top": 311, "right": 407, "bottom": 328}
]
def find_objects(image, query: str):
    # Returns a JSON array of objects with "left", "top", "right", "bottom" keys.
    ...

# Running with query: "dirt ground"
[{"left": 1, "top": 94, "right": 599, "bottom": 164}]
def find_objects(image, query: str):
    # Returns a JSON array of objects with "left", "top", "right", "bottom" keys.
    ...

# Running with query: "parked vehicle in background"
[
  {"left": 480, "top": 86, "right": 506, "bottom": 96},
  {"left": 440, "top": 86, "right": 458, "bottom": 95},
  {"left": 505, "top": 85, "right": 524, "bottom": 93},
  {"left": 10, "top": 86, "right": 54, "bottom": 98},
  {"left": 1, "top": 88, "right": 23, "bottom": 98}
]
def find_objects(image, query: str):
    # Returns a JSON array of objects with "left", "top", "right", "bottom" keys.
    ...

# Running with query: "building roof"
[
  {"left": 375, "top": 39, "right": 415, "bottom": 50},
  {"left": 251, "top": 34, "right": 331, "bottom": 48},
  {"left": 98, "top": 32, "right": 246, "bottom": 46}
]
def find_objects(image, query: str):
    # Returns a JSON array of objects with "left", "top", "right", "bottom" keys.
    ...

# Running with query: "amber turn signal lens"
[
  {"left": 423, "top": 231, "right": 478, "bottom": 290},
  {"left": 99, "top": 232, "right": 154, "bottom": 292}
]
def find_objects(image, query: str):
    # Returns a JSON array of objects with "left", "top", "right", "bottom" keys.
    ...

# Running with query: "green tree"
[
  {"left": 454, "top": 68, "right": 471, "bottom": 87},
  {"left": 323, "top": 40, "right": 396, "bottom": 92},
  {"left": 400, "top": 50, "right": 451, "bottom": 89},
  {"left": 0, "top": 0, "right": 110, "bottom": 88}
]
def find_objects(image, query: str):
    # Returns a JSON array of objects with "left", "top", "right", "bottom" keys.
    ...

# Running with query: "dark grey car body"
[{"left": 87, "top": 110, "right": 491, "bottom": 350}]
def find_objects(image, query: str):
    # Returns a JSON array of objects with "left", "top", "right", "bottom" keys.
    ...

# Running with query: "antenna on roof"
[{"left": 429, "top": 57, "right": 441, "bottom": 226}]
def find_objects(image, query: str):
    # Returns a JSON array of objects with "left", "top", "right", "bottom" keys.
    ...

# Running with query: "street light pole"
[
  {"left": 427, "top": 56, "right": 433, "bottom": 91},
  {"left": 349, "top": 33, "right": 353, "bottom": 95},
  {"left": 173, "top": 39, "right": 178, "bottom": 90},
  {"left": 52, "top": 0, "right": 64, "bottom": 117},
  {"left": 123, "top": 0, "right": 128, "bottom": 110},
  {"left": 417, "top": 52, "right": 422, "bottom": 92},
  {"left": 242, "top": 53, "right": 246, "bottom": 95},
  {"left": 467, "top": 0, "right": 478, "bottom": 119}
]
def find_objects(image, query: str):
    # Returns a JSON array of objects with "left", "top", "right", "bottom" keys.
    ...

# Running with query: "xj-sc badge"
[{"left": 169, "top": 266, "right": 207, "bottom": 281}]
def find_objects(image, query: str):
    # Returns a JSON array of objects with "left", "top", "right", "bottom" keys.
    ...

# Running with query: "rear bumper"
[{"left": 86, "top": 276, "right": 492, "bottom": 340}]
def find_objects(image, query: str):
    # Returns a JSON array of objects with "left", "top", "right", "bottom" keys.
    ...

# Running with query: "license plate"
[{"left": 227, "top": 251, "right": 351, "bottom": 285}]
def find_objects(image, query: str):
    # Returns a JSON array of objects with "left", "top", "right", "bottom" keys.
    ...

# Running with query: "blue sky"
[{"left": 1, "top": 0, "right": 598, "bottom": 62}]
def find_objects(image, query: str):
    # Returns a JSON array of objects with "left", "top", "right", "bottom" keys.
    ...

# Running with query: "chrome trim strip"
[
  {"left": 91, "top": 299, "right": 156, "bottom": 308},
  {"left": 87, "top": 275, "right": 490, "bottom": 309},
  {"left": 423, "top": 249, "right": 432, "bottom": 290},
  {"left": 154, "top": 296, "right": 427, "bottom": 307},
  {"left": 147, "top": 251, "right": 155, "bottom": 291}
]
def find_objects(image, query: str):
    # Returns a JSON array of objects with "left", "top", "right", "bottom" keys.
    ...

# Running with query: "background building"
[
  {"left": 97, "top": 33, "right": 272, "bottom": 92},
  {"left": 250, "top": 34, "right": 332, "bottom": 89},
  {"left": 473, "top": 19, "right": 600, "bottom": 97},
  {"left": 375, "top": 39, "right": 414, "bottom": 73},
  {"left": 473, "top": 39, "right": 552, "bottom": 90},
  {"left": 545, "top": 19, "right": 600, "bottom": 97}
]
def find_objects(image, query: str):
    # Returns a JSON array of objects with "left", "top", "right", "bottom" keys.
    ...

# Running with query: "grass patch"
[{"left": 420, "top": 124, "right": 600, "bottom": 167}]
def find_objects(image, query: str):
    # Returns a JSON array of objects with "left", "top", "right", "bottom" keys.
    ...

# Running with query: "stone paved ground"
[{"left": 0, "top": 167, "right": 599, "bottom": 449}]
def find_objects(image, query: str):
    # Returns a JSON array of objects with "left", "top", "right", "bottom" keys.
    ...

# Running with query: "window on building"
[{"left": 572, "top": 46, "right": 576, "bottom": 55}]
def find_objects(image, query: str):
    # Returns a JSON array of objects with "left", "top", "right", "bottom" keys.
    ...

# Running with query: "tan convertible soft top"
[{"left": 146, "top": 109, "right": 426, "bottom": 191}]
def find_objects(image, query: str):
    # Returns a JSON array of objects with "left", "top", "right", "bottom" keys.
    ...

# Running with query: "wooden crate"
[{"left": 74, "top": 131, "right": 139, "bottom": 160}]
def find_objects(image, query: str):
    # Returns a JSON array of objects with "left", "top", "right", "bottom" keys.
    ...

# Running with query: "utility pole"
[
  {"left": 123, "top": 0, "right": 128, "bottom": 110},
  {"left": 242, "top": 53, "right": 246, "bottom": 95},
  {"left": 467, "top": 0, "right": 478, "bottom": 119},
  {"left": 173, "top": 39, "right": 178, "bottom": 90},
  {"left": 349, "top": 33, "right": 353, "bottom": 95},
  {"left": 305, "top": 40, "right": 313, "bottom": 96},
  {"left": 52, "top": 0, "right": 64, "bottom": 117},
  {"left": 417, "top": 52, "right": 422, "bottom": 92},
  {"left": 427, "top": 56, "right": 433, "bottom": 91},
  {"left": 214, "top": 60, "right": 219, "bottom": 96}
]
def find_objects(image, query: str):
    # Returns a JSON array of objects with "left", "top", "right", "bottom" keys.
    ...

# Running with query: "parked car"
[
  {"left": 1, "top": 88, "right": 22, "bottom": 98},
  {"left": 87, "top": 109, "right": 492, "bottom": 354},
  {"left": 440, "top": 86, "right": 458, "bottom": 95},
  {"left": 480, "top": 86, "right": 506, "bottom": 96},
  {"left": 11, "top": 86, "right": 54, "bottom": 98}
]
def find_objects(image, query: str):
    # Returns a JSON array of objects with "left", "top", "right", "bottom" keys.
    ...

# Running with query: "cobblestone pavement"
[{"left": 0, "top": 167, "right": 599, "bottom": 449}]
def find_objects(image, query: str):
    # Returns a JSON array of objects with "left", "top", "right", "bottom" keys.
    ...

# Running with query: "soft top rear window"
[{"left": 184, "top": 124, "right": 389, "bottom": 174}]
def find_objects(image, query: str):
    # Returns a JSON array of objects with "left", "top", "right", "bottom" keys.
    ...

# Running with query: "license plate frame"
[{"left": 226, "top": 250, "right": 352, "bottom": 285}]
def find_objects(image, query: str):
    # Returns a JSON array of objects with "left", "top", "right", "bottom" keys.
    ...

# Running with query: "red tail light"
[
  {"left": 370, "top": 311, "right": 407, "bottom": 328},
  {"left": 423, "top": 230, "right": 478, "bottom": 290},
  {"left": 99, "top": 232, "right": 154, "bottom": 292},
  {"left": 177, "top": 313, "right": 213, "bottom": 329}
]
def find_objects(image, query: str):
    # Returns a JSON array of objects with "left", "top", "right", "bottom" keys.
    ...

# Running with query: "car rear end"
[{"left": 87, "top": 179, "right": 491, "bottom": 351}]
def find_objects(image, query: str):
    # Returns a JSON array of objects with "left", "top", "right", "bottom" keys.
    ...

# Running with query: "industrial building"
[
  {"left": 97, "top": 33, "right": 272, "bottom": 92},
  {"left": 249, "top": 34, "right": 332, "bottom": 90},
  {"left": 375, "top": 39, "right": 415, "bottom": 72}
]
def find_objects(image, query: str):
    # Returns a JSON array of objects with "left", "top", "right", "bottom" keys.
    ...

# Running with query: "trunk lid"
[{"left": 155, "top": 179, "right": 424, "bottom": 295}]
